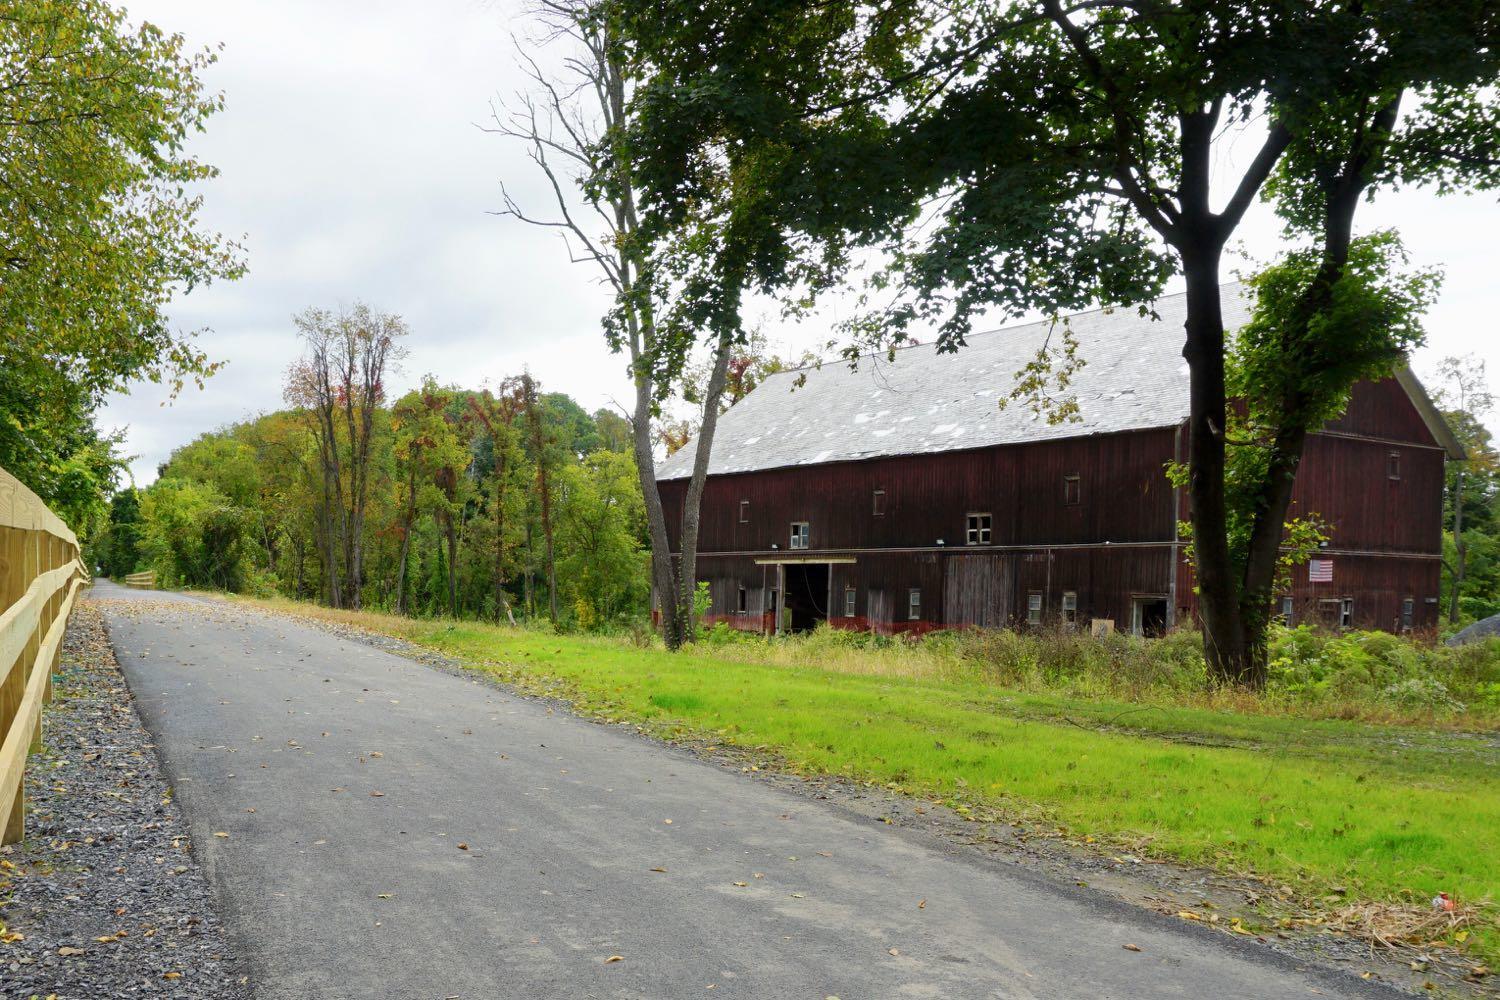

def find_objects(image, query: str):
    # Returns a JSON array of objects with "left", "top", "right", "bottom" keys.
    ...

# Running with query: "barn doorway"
[
  {"left": 1131, "top": 596, "right": 1169, "bottom": 637},
  {"left": 783, "top": 563, "right": 830, "bottom": 633}
]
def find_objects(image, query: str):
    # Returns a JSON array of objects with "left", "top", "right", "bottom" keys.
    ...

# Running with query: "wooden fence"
[
  {"left": 0, "top": 467, "right": 88, "bottom": 845},
  {"left": 124, "top": 570, "right": 156, "bottom": 589}
]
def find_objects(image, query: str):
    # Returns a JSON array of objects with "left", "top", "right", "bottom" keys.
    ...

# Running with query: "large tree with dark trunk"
[{"left": 612, "top": 0, "right": 1500, "bottom": 684}]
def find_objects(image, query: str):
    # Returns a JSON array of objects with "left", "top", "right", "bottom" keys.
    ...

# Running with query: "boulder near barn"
[{"left": 655, "top": 287, "right": 1463, "bottom": 638}]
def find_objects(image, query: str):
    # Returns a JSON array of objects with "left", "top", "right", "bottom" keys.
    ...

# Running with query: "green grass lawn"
[{"left": 238, "top": 598, "right": 1500, "bottom": 962}]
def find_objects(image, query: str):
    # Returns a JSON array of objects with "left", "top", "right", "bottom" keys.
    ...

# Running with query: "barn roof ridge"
[
  {"left": 760, "top": 290, "right": 1171, "bottom": 379},
  {"left": 657, "top": 283, "right": 1462, "bottom": 480}
]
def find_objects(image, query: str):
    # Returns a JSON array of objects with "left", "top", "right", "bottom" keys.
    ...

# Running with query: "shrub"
[{"left": 1382, "top": 677, "right": 1466, "bottom": 715}]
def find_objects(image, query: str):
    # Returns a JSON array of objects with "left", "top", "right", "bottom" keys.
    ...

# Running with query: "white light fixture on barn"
[{"left": 936, "top": 539, "right": 945, "bottom": 546}]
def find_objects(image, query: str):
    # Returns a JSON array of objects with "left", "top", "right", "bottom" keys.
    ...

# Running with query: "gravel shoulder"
[{"left": 0, "top": 597, "right": 249, "bottom": 1000}]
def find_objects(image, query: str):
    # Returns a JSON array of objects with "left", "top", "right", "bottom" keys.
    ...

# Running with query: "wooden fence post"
[{"left": 0, "top": 467, "right": 87, "bottom": 845}]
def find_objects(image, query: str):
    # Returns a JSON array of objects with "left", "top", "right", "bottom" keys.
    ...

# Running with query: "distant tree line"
[{"left": 94, "top": 302, "right": 649, "bottom": 629}]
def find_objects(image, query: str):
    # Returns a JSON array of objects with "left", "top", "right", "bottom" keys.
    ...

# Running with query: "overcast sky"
[{"left": 102, "top": 0, "right": 1500, "bottom": 486}]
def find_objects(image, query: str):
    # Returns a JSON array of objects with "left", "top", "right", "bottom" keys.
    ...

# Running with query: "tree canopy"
[
  {"left": 0, "top": 0, "right": 244, "bottom": 531},
  {"left": 610, "top": 0, "right": 1500, "bottom": 683}
]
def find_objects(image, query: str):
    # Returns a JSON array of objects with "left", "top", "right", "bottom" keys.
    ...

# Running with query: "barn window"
[
  {"left": 789, "top": 522, "right": 809, "bottom": 549},
  {"left": 1027, "top": 591, "right": 1043, "bottom": 625},
  {"left": 1400, "top": 596, "right": 1414, "bottom": 631},
  {"left": 739, "top": 499, "right": 750, "bottom": 523},
  {"left": 1061, "top": 591, "right": 1078, "bottom": 627},
  {"left": 1322, "top": 597, "right": 1354, "bottom": 628},
  {"left": 908, "top": 588, "right": 921, "bottom": 621},
  {"left": 872, "top": 489, "right": 886, "bottom": 516},
  {"left": 966, "top": 512, "right": 992, "bottom": 545},
  {"left": 737, "top": 586, "right": 748, "bottom": 614},
  {"left": 1279, "top": 596, "right": 1294, "bottom": 625},
  {"left": 1387, "top": 451, "right": 1401, "bottom": 480},
  {"left": 1063, "top": 475, "right": 1081, "bottom": 506},
  {"left": 844, "top": 586, "right": 857, "bottom": 618}
]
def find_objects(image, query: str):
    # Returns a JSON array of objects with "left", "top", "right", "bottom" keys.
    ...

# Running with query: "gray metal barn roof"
[{"left": 656, "top": 285, "right": 1459, "bottom": 480}]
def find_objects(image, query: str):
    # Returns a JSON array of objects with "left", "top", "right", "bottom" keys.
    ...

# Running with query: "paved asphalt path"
[{"left": 92, "top": 580, "right": 1393, "bottom": 1000}]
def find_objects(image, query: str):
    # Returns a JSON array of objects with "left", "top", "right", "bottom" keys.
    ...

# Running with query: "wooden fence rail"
[
  {"left": 124, "top": 570, "right": 156, "bottom": 589},
  {"left": 0, "top": 467, "right": 88, "bottom": 845}
]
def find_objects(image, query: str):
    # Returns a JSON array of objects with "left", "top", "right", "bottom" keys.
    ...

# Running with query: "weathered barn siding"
[
  {"left": 667, "top": 369, "right": 1451, "bottom": 637},
  {"left": 1289, "top": 436, "right": 1444, "bottom": 553},
  {"left": 1324, "top": 378, "right": 1440, "bottom": 446},
  {"left": 660, "top": 427, "right": 1180, "bottom": 555}
]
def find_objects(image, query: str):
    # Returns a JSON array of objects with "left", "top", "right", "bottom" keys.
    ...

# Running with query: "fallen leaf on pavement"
[
  {"left": 457, "top": 843, "right": 469, "bottom": 851},
  {"left": 733, "top": 881, "right": 748, "bottom": 887},
  {"left": 213, "top": 831, "right": 229, "bottom": 838},
  {"left": 649, "top": 867, "right": 667, "bottom": 873},
  {"left": 1123, "top": 944, "right": 1142, "bottom": 952},
  {"left": 369, "top": 791, "right": 384, "bottom": 797},
  {"left": 58, "top": 946, "right": 86, "bottom": 956},
  {"left": 917, "top": 899, "right": 926, "bottom": 910},
  {"left": 605, "top": 955, "right": 623, "bottom": 963}
]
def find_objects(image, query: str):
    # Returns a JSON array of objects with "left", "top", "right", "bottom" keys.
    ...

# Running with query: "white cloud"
[{"left": 100, "top": 0, "right": 1500, "bottom": 485}]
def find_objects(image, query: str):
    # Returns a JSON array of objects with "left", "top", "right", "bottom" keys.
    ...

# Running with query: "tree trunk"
[
  {"left": 1450, "top": 466, "right": 1466, "bottom": 622},
  {"left": 445, "top": 511, "right": 459, "bottom": 617},
  {"left": 492, "top": 462, "right": 512, "bottom": 624},
  {"left": 1180, "top": 250, "right": 1252, "bottom": 684},
  {"left": 676, "top": 330, "right": 735, "bottom": 641}
]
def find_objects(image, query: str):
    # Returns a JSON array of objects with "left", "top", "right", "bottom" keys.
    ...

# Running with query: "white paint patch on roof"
[{"left": 657, "top": 285, "right": 1253, "bottom": 480}]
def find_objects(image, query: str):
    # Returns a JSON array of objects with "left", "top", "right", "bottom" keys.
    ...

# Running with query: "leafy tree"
[
  {"left": 555, "top": 449, "right": 648, "bottom": 623},
  {"left": 521, "top": 373, "right": 561, "bottom": 624},
  {"left": 591, "top": 408, "right": 634, "bottom": 453},
  {"left": 1432, "top": 355, "right": 1499, "bottom": 622},
  {"left": 612, "top": 0, "right": 1500, "bottom": 684},
  {"left": 94, "top": 487, "right": 143, "bottom": 578},
  {"left": 494, "top": 0, "right": 737, "bottom": 649},
  {"left": 0, "top": 0, "right": 242, "bottom": 513},
  {"left": 140, "top": 478, "right": 249, "bottom": 590},
  {"left": 466, "top": 383, "right": 526, "bottom": 622},
  {"left": 284, "top": 302, "right": 407, "bottom": 608}
]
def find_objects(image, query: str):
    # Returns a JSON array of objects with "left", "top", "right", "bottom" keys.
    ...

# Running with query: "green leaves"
[{"left": 0, "top": 0, "right": 244, "bottom": 523}]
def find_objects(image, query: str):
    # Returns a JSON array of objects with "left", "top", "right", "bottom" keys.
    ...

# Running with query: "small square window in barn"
[
  {"left": 844, "top": 586, "right": 857, "bottom": 618},
  {"left": 966, "top": 512, "right": 992, "bottom": 545},
  {"left": 1341, "top": 598, "right": 1354, "bottom": 628},
  {"left": 737, "top": 587, "right": 748, "bottom": 614},
  {"left": 907, "top": 588, "right": 921, "bottom": 621},
  {"left": 1027, "top": 591, "right": 1043, "bottom": 625},
  {"left": 1401, "top": 596, "right": 1414, "bottom": 631},
  {"left": 1063, "top": 475, "right": 1081, "bottom": 506},
  {"left": 790, "top": 522, "right": 809, "bottom": 549},
  {"left": 739, "top": 499, "right": 750, "bottom": 523},
  {"left": 1279, "top": 596, "right": 1294, "bottom": 625},
  {"left": 1061, "top": 591, "right": 1078, "bottom": 627},
  {"left": 1388, "top": 451, "right": 1401, "bottom": 480},
  {"left": 872, "top": 489, "right": 886, "bottom": 516}
]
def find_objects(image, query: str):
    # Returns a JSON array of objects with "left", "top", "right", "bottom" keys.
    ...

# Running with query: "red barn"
[{"left": 656, "top": 288, "right": 1462, "bottom": 637}]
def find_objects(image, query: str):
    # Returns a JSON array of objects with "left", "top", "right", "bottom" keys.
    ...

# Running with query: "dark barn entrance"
[
  {"left": 1132, "top": 596, "right": 1169, "bottom": 637},
  {"left": 783, "top": 563, "right": 830, "bottom": 633}
]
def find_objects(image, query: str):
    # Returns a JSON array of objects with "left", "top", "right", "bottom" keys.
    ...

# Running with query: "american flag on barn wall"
[{"left": 1309, "top": 559, "right": 1334, "bottom": 583}]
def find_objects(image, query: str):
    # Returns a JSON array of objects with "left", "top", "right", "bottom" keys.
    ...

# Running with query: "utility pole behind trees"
[{"left": 1434, "top": 355, "right": 1493, "bottom": 623}]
